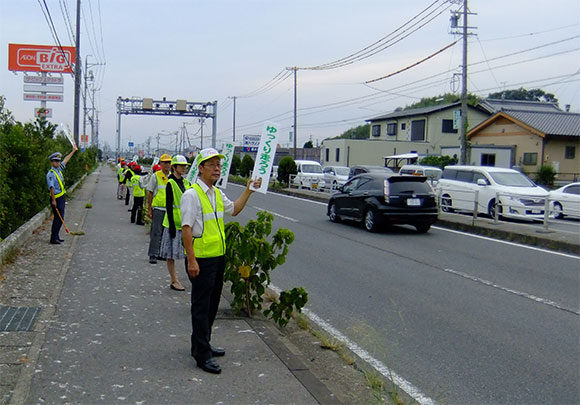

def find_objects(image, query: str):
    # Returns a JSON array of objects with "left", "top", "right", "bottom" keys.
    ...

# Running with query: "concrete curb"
[{"left": 0, "top": 175, "right": 87, "bottom": 265}]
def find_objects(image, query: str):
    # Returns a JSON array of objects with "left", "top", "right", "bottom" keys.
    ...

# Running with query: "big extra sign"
[{"left": 8, "top": 44, "right": 75, "bottom": 73}]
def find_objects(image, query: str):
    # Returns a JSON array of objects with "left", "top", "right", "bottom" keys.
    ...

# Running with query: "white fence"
[{"left": 436, "top": 187, "right": 579, "bottom": 231}]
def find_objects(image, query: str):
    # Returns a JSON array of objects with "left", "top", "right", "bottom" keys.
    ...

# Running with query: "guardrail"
[{"left": 436, "top": 187, "right": 579, "bottom": 230}]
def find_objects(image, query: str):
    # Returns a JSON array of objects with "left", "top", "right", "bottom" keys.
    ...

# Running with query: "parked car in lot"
[
  {"left": 327, "top": 173, "right": 438, "bottom": 233},
  {"left": 399, "top": 164, "right": 442, "bottom": 185},
  {"left": 292, "top": 160, "right": 326, "bottom": 190},
  {"left": 436, "top": 166, "right": 548, "bottom": 220},
  {"left": 348, "top": 165, "right": 394, "bottom": 179},
  {"left": 549, "top": 182, "right": 580, "bottom": 218},
  {"left": 323, "top": 166, "right": 350, "bottom": 189}
]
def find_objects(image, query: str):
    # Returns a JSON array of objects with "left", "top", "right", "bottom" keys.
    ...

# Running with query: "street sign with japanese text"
[
  {"left": 24, "top": 93, "right": 63, "bottom": 102},
  {"left": 9, "top": 44, "right": 75, "bottom": 73},
  {"left": 24, "top": 75, "right": 64, "bottom": 84},
  {"left": 216, "top": 143, "right": 235, "bottom": 190},
  {"left": 243, "top": 134, "right": 260, "bottom": 152},
  {"left": 251, "top": 122, "right": 280, "bottom": 194}
]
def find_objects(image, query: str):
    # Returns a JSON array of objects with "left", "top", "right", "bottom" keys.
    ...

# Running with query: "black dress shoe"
[
  {"left": 197, "top": 358, "right": 221, "bottom": 374},
  {"left": 149, "top": 257, "right": 157, "bottom": 264},
  {"left": 49, "top": 240, "right": 61, "bottom": 245},
  {"left": 211, "top": 346, "right": 225, "bottom": 357}
]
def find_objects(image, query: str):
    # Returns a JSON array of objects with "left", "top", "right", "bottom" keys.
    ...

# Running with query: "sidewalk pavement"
[{"left": 0, "top": 166, "right": 342, "bottom": 405}]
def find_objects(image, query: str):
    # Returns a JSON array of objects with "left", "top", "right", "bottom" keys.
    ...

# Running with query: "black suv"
[{"left": 327, "top": 173, "right": 438, "bottom": 233}]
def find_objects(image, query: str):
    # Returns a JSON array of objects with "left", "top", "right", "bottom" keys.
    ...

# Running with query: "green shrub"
[
  {"left": 535, "top": 165, "right": 556, "bottom": 187},
  {"left": 230, "top": 154, "right": 241, "bottom": 176},
  {"left": 419, "top": 155, "right": 458, "bottom": 169},
  {"left": 277, "top": 156, "right": 297, "bottom": 183},
  {"left": 240, "top": 154, "right": 254, "bottom": 177},
  {"left": 224, "top": 211, "right": 308, "bottom": 327}
]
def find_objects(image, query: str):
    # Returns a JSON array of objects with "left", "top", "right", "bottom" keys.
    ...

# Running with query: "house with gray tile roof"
[{"left": 467, "top": 107, "right": 580, "bottom": 181}]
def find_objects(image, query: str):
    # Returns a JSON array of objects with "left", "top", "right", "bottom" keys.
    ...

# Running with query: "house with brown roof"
[{"left": 467, "top": 101, "right": 580, "bottom": 181}]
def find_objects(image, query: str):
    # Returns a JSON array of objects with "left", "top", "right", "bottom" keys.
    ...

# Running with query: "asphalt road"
[{"left": 227, "top": 183, "right": 580, "bottom": 404}]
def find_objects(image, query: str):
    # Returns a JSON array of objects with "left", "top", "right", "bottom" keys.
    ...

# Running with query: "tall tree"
[{"left": 488, "top": 87, "right": 558, "bottom": 104}]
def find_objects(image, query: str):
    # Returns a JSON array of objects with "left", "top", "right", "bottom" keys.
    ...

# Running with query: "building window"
[
  {"left": 411, "top": 119, "right": 426, "bottom": 141},
  {"left": 522, "top": 153, "right": 538, "bottom": 165},
  {"left": 401, "top": 123, "right": 406, "bottom": 130},
  {"left": 325, "top": 148, "right": 329, "bottom": 162},
  {"left": 335, "top": 148, "right": 340, "bottom": 162},
  {"left": 386, "top": 123, "right": 397, "bottom": 136},
  {"left": 442, "top": 119, "right": 458, "bottom": 133},
  {"left": 481, "top": 153, "right": 496, "bottom": 167},
  {"left": 371, "top": 124, "right": 381, "bottom": 137},
  {"left": 565, "top": 146, "right": 575, "bottom": 159}
]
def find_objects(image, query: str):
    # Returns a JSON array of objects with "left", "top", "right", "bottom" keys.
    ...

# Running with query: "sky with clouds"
[{"left": 1, "top": 0, "right": 579, "bottom": 155}]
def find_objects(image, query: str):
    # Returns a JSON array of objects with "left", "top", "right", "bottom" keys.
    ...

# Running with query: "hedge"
[{"left": 0, "top": 97, "right": 99, "bottom": 239}]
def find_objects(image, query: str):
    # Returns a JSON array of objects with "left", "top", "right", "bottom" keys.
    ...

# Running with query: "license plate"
[
  {"left": 407, "top": 198, "right": 421, "bottom": 206},
  {"left": 312, "top": 183, "right": 318, "bottom": 189}
]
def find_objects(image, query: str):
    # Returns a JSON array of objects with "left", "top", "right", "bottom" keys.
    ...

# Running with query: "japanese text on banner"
[
  {"left": 251, "top": 122, "right": 280, "bottom": 194},
  {"left": 216, "top": 143, "right": 235, "bottom": 189}
]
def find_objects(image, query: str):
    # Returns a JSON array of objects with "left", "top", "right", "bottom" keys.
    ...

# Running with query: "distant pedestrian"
[
  {"left": 46, "top": 147, "right": 77, "bottom": 244},
  {"left": 181, "top": 148, "right": 261, "bottom": 374},
  {"left": 117, "top": 160, "right": 127, "bottom": 199},
  {"left": 130, "top": 165, "right": 146, "bottom": 225},
  {"left": 158, "top": 155, "right": 190, "bottom": 291},
  {"left": 146, "top": 154, "right": 172, "bottom": 264},
  {"left": 124, "top": 162, "right": 136, "bottom": 206}
]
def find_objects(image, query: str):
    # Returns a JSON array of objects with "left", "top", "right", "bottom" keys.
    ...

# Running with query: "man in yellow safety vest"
[
  {"left": 181, "top": 148, "right": 261, "bottom": 374},
  {"left": 46, "top": 147, "right": 77, "bottom": 244}
]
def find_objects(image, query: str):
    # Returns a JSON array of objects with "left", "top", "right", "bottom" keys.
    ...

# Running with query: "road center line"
[
  {"left": 442, "top": 267, "right": 579, "bottom": 315},
  {"left": 251, "top": 206, "right": 299, "bottom": 222},
  {"left": 269, "top": 285, "right": 435, "bottom": 405}
]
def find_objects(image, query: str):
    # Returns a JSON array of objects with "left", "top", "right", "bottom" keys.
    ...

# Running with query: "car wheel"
[
  {"left": 488, "top": 199, "right": 503, "bottom": 219},
  {"left": 364, "top": 208, "right": 380, "bottom": 232},
  {"left": 415, "top": 224, "right": 431, "bottom": 233},
  {"left": 553, "top": 202, "right": 564, "bottom": 219},
  {"left": 329, "top": 203, "right": 341, "bottom": 223},
  {"left": 441, "top": 194, "right": 453, "bottom": 212}
]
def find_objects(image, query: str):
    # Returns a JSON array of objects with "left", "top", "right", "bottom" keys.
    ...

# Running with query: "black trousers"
[
  {"left": 50, "top": 195, "right": 66, "bottom": 242},
  {"left": 131, "top": 196, "right": 144, "bottom": 224},
  {"left": 185, "top": 255, "right": 225, "bottom": 363}
]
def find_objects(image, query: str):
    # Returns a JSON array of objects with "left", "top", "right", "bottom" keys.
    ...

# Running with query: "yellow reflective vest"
[
  {"left": 131, "top": 174, "right": 145, "bottom": 197},
  {"left": 191, "top": 183, "right": 226, "bottom": 258},
  {"left": 151, "top": 171, "right": 169, "bottom": 208},
  {"left": 50, "top": 168, "right": 66, "bottom": 198},
  {"left": 162, "top": 177, "right": 190, "bottom": 230}
]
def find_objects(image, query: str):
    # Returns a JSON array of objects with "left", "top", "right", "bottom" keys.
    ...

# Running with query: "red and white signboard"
[
  {"left": 24, "top": 75, "right": 64, "bottom": 84},
  {"left": 9, "top": 44, "right": 75, "bottom": 73},
  {"left": 24, "top": 94, "right": 63, "bottom": 102},
  {"left": 35, "top": 108, "right": 53, "bottom": 118}
]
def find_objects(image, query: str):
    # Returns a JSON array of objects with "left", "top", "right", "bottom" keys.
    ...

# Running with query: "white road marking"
[
  {"left": 432, "top": 226, "right": 580, "bottom": 260},
  {"left": 251, "top": 206, "right": 299, "bottom": 222},
  {"left": 442, "top": 267, "right": 579, "bottom": 315},
  {"left": 269, "top": 284, "right": 435, "bottom": 405}
]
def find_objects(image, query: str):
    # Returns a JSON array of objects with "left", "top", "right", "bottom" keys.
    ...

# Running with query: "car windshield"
[
  {"left": 302, "top": 165, "right": 322, "bottom": 173},
  {"left": 489, "top": 172, "right": 535, "bottom": 187},
  {"left": 335, "top": 167, "right": 350, "bottom": 176},
  {"left": 424, "top": 169, "right": 442, "bottom": 179}
]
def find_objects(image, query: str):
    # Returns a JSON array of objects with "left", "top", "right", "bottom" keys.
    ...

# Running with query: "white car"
[
  {"left": 549, "top": 182, "right": 580, "bottom": 219},
  {"left": 436, "top": 166, "right": 548, "bottom": 221},
  {"left": 293, "top": 160, "right": 326, "bottom": 190},
  {"left": 322, "top": 166, "right": 350, "bottom": 189}
]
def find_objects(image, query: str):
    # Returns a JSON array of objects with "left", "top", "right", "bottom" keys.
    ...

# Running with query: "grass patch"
[
  {"left": 2, "top": 246, "right": 20, "bottom": 265},
  {"left": 295, "top": 314, "right": 309, "bottom": 330},
  {"left": 313, "top": 330, "right": 342, "bottom": 351},
  {"left": 85, "top": 203, "right": 93, "bottom": 208},
  {"left": 337, "top": 349, "right": 356, "bottom": 366}
]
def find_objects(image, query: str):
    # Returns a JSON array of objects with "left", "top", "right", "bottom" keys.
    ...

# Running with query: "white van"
[
  {"left": 436, "top": 166, "right": 548, "bottom": 220},
  {"left": 293, "top": 160, "right": 326, "bottom": 190}
]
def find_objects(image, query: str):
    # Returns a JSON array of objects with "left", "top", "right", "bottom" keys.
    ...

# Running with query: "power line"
[
  {"left": 37, "top": 0, "right": 75, "bottom": 75},
  {"left": 301, "top": 0, "right": 451, "bottom": 70}
]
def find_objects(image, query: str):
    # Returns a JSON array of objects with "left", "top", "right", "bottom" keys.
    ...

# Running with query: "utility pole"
[
  {"left": 199, "top": 118, "right": 205, "bottom": 150},
  {"left": 287, "top": 67, "right": 298, "bottom": 159},
  {"left": 450, "top": 0, "right": 475, "bottom": 165},
  {"left": 460, "top": 0, "right": 468, "bottom": 165},
  {"left": 229, "top": 96, "right": 237, "bottom": 142},
  {"left": 73, "top": 0, "right": 81, "bottom": 146}
]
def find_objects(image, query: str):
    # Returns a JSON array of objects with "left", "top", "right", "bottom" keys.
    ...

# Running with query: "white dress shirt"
[{"left": 181, "top": 179, "right": 234, "bottom": 238}]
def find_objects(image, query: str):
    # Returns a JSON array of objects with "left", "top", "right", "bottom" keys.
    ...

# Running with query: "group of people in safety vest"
[{"left": 115, "top": 149, "right": 261, "bottom": 375}]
